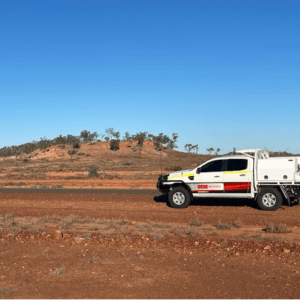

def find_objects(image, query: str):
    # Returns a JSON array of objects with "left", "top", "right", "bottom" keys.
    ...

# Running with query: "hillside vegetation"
[{"left": 0, "top": 133, "right": 211, "bottom": 189}]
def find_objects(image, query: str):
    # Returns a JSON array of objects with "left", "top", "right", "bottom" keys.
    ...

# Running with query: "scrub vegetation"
[
  {"left": 0, "top": 128, "right": 179, "bottom": 157},
  {"left": 263, "top": 223, "right": 292, "bottom": 234}
]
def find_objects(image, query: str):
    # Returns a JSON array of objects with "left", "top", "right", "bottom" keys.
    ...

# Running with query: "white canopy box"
[{"left": 257, "top": 157, "right": 299, "bottom": 182}]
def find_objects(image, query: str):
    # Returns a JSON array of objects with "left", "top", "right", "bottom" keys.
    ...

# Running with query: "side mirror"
[{"left": 196, "top": 168, "right": 201, "bottom": 174}]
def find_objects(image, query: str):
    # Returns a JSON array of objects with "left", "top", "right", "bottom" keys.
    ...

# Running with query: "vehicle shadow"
[{"left": 153, "top": 193, "right": 259, "bottom": 209}]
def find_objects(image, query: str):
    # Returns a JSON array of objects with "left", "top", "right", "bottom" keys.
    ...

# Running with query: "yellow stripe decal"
[
  {"left": 223, "top": 170, "right": 252, "bottom": 174},
  {"left": 168, "top": 173, "right": 194, "bottom": 179}
]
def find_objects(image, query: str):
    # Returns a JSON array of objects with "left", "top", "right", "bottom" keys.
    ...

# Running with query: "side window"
[
  {"left": 200, "top": 160, "right": 225, "bottom": 173},
  {"left": 226, "top": 159, "right": 248, "bottom": 171}
]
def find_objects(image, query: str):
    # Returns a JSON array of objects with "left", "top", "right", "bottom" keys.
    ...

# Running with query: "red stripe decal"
[{"left": 224, "top": 182, "right": 251, "bottom": 192}]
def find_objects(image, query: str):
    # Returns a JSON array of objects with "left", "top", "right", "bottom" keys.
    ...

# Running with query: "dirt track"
[{"left": 1, "top": 191, "right": 300, "bottom": 226}]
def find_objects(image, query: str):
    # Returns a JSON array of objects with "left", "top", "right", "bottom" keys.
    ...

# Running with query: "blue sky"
[{"left": 0, "top": 0, "right": 299, "bottom": 154}]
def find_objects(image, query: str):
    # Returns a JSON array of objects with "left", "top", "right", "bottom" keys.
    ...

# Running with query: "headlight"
[
  {"left": 158, "top": 174, "right": 169, "bottom": 181},
  {"left": 162, "top": 174, "right": 169, "bottom": 181}
]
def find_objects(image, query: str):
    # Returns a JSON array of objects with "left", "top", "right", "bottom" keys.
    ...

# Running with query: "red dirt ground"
[{"left": 1, "top": 192, "right": 300, "bottom": 298}]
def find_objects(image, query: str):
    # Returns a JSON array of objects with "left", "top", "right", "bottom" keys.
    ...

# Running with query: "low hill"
[{"left": 0, "top": 140, "right": 212, "bottom": 189}]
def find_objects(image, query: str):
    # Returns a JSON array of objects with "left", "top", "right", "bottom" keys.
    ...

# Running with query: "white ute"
[{"left": 157, "top": 149, "right": 300, "bottom": 211}]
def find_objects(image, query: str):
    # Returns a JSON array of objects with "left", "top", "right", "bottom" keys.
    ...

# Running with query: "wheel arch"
[
  {"left": 259, "top": 185, "right": 289, "bottom": 206},
  {"left": 169, "top": 182, "right": 193, "bottom": 199}
]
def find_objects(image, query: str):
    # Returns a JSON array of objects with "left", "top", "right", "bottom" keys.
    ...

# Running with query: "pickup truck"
[{"left": 157, "top": 149, "right": 300, "bottom": 211}]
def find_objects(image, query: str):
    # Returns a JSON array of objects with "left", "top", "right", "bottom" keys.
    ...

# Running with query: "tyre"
[
  {"left": 257, "top": 188, "right": 283, "bottom": 211},
  {"left": 168, "top": 187, "right": 191, "bottom": 209}
]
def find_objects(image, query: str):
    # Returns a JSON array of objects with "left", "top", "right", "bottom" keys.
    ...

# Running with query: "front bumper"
[{"left": 157, "top": 175, "right": 170, "bottom": 194}]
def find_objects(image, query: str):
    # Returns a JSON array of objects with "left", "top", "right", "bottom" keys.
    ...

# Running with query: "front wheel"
[
  {"left": 257, "top": 188, "right": 283, "bottom": 211},
  {"left": 168, "top": 187, "right": 191, "bottom": 209}
]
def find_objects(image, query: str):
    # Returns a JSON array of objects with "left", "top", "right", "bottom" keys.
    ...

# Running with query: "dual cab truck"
[{"left": 157, "top": 149, "right": 300, "bottom": 211}]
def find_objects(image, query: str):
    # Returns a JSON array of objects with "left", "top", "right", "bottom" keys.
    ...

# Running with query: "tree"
[
  {"left": 68, "top": 149, "right": 77, "bottom": 161},
  {"left": 185, "top": 144, "right": 198, "bottom": 153},
  {"left": 192, "top": 144, "right": 199, "bottom": 154},
  {"left": 123, "top": 132, "right": 132, "bottom": 141},
  {"left": 12, "top": 146, "right": 21, "bottom": 160},
  {"left": 105, "top": 128, "right": 120, "bottom": 141},
  {"left": 90, "top": 131, "right": 99, "bottom": 142},
  {"left": 132, "top": 132, "right": 148, "bottom": 146},
  {"left": 185, "top": 144, "right": 193, "bottom": 153},
  {"left": 168, "top": 133, "right": 179, "bottom": 149},
  {"left": 80, "top": 130, "right": 99, "bottom": 143},
  {"left": 53, "top": 134, "right": 66, "bottom": 145},
  {"left": 206, "top": 147, "right": 215, "bottom": 155},
  {"left": 80, "top": 130, "right": 89, "bottom": 143},
  {"left": 65, "top": 135, "right": 81, "bottom": 148},
  {"left": 38, "top": 137, "right": 51, "bottom": 153},
  {"left": 23, "top": 142, "right": 36, "bottom": 154},
  {"left": 98, "top": 134, "right": 105, "bottom": 141},
  {"left": 148, "top": 133, "right": 172, "bottom": 150},
  {"left": 215, "top": 148, "right": 220, "bottom": 155}
]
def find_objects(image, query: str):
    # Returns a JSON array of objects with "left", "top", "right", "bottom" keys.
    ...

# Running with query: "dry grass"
[
  {"left": 0, "top": 286, "right": 18, "bottom": 295},
  {"left": 214, "top": 221, "right": 231, "bottom": 230},
  {"left": 84, "top": 255, "right": 98, "bottom": 264},
  {"left": 62, "top": 215, "right": 79, "bottom": 227},
  {"left": 189, "top": 219, "right": 205, "bottom": 227},
  {"left": 52, "top": 184, "right": 63, "bottom": 188},
  {"left": 263, "top": 223, "right": 292, "bottom": 234},
  {"left": 30, "top": 184, "right": 48, "bottom": 188},
  {"left": 0, "top": 215, "right": 209, "bottom": 241},
  {"left": 37, "top": 215, "right": 60, "bottom": 224},
  {"left": 2, "top": 214, "right": 16, "bottom": 227},
  {"left": 1, "top": 214, "right": 44, "bottom": 234},
  {"left": 43, "top": 248, "right": 52, "bottom": 255},
  {"left": 51, "top": 266, "right": 67, "bottom": 276},
  {"left": 13, "top": 181, "right": 27, "bottom": 186},
  {"left": 2, "top": 182, "right": 15, "bottom": 186},
  {"left": 88, "top": 166, "right": 99, "bottom": 178},
  {"left": 232, "top": 219, "right": 243, "bottom": 229}
]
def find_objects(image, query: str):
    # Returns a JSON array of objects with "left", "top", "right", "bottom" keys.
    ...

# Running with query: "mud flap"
[{"left": 279, "top": 185, "right": 290, "bottom": 206}]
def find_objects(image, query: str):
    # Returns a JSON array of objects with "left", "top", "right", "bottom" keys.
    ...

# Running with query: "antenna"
[{"left": 160, "top": 146, "right": 162, "bottom": 176}]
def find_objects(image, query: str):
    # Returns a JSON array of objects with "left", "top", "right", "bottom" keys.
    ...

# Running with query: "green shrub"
[{"left": 110, "top": 139, "right": 120, "bottom": 151}]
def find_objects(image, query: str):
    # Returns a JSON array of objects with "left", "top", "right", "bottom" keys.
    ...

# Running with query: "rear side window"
[
  {"left": 226, "top": 159, "right": 248, "bottom": 171},
  {"left": 200, "top": 160, "right": 224, "bottom": 172}
]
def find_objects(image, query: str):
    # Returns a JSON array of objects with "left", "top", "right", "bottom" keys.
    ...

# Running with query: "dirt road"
[{"left": 0, "top": 188, "right": 160, "bottom": 195}]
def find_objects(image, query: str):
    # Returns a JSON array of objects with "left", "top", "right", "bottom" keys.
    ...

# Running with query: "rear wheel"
[
  {"left": 168, "top": 187, "right": 191, "bottom": 209},
  {"left": 257, "top": 188, "right": 283, "bottom": 211}
]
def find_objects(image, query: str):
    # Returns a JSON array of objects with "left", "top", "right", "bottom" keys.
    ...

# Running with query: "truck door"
[
  {"left": 192, "top": 159, "right": 226, "bottom": 193},
  {"left": 223, "top": 158, "right": 252, "bottom": 193}
]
